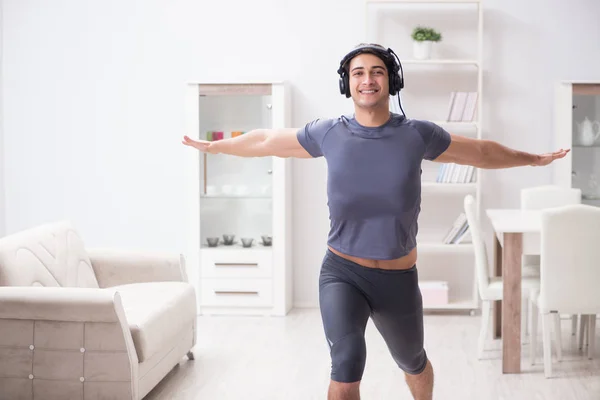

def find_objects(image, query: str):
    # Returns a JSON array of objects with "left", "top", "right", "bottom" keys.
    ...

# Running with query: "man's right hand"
[{"left": 182, "top": 135, "right": 217, "bottom": 153}]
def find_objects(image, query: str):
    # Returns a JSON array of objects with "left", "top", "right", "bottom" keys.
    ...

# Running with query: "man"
[{"left": 182, "top": 43, "right": 568, "bottom": 400}]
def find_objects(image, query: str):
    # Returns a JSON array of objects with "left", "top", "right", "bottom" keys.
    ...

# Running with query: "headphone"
[{"left": 337, "top": 44, "right": 404, "bottom": 98}]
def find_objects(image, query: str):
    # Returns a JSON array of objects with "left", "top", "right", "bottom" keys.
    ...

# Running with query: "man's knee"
[
  {"left": 395, "top": 348, "right": 429, "bottom": 375},
  {"left": 330, "top": 331, "right": 367, "bottom": 383}
]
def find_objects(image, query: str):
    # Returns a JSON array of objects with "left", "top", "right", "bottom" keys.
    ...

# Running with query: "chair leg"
[
  {"left": 478, "top": 300, "right": 491, "bottom": 360},
  {"left": 553, "top": 313, "right": 562, "bottom": 362},
  {"left": 530, "top": 300, "right": 538, "bottom": 366},
  {"left": 588, "top": 315, "right": 596, "bottom": 360},
  {"left": 579, "top": 315, "right": 588, "bottom": 350},
  {"left": 542, "top": 313, "right": 553, "bottom": 378},
  {"left": 522, "top": 296, "right": 529, "bottom": 339},
  {"left": 571, "top": 315, "right": 578, "bottom": 336}
]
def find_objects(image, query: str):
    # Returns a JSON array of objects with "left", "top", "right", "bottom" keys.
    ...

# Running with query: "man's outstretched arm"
[
  {"left": 182, "top": 128, "right": 312, "bottom": 158},
  {"left": 434, "top": 134, "right": 569, "bottom": 168}
]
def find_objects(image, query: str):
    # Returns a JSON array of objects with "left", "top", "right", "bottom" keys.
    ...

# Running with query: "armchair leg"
[{"left": 187, "top": 350, "right": 195, "bottom": 360}]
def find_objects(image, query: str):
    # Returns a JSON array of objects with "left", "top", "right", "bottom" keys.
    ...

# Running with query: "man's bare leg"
[
  {"left": 404, "top": 360, "right": 434, "bottom": 400},
  {"left": 328, "top": 380, "right": 360, "bottom": 400}
]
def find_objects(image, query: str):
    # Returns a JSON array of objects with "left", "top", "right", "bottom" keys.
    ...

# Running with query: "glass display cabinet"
[
  {"left": 184, "top": 82, "right": 292, "bottom": 316},
  {"left": 554, "top": 81, "right": 600, "bottom": 206}
]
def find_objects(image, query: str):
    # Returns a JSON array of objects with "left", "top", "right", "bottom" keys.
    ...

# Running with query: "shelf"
[
  {"left": 418, "top": 242, "right": 473, "bottom": 253},
  {"left": 582, "top": 195, "right": 600, "bottom": 201},
  {"left": 200, "top": 194, "right": 271, "bottom": 199},
  {"left": 402, "top": 59, "right": 479, "bottom": 66},
  {"left": 201, "top": 244, "right": 273, "bottom": 251},
  {"left": 422, "top": 182, "right": 476, "bottom": 193},
  {"left": 572, "top": 145, "right": 600, "bottom": 148},
  {"left": 432, "top": 120, "right": 477, "bottom": 129},
  {"left": 423, "top": 299, "right": 478, "bottom": 311},
  {"left": 368, "top": 0, "right": 480, "bottom": 3}
]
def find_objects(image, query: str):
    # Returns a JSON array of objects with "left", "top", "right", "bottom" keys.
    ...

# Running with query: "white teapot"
[{"left": 576, "top": 117, "right": 600, "bottom": 146}]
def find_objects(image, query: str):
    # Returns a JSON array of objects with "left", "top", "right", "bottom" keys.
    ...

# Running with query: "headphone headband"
[{"left": 337, "top": 45, "right": 397, "bottom": 76}]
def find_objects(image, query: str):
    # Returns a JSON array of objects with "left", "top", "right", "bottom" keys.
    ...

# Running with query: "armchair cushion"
[
  {"left": 0, "top": 221, "right": 98, "bottom": 288},
  {"left": 114, "top": 282, "right": 196, "bottom": 362}
]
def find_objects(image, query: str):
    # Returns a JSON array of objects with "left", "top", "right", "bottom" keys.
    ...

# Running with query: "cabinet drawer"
[
  {"left": 200, "top": 278, "right": 272, "bottom": 307},
  {"left": 200, "top": 249, "right": 272, "bottom": 278}
]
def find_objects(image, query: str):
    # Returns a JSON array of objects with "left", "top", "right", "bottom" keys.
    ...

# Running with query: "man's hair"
[{"left": 341, "top": 43, "right": 395, "bottom": 74}]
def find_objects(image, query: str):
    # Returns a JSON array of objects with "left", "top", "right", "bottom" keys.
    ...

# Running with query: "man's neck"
[{"left": 354, "top": 106, "right": 391, "bottom": 127}]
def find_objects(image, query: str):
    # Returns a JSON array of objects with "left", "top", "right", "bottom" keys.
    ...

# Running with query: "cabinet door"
[
  {"left": 197, "top": 84, "right": 279, "bottom": 249},
  {"left": 558, "top": 83, "right": 600, "bottom": 206}
]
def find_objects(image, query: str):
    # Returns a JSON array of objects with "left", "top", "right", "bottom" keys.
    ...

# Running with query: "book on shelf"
[
  {"left": 446, "top": 91, "right": 478, "bottom": 122},
  {"left": 435, "top": 163, "right": 476, "bottom": 183},
  {"left": 443, "top": 213, "right": 471, "bottom": 244}
]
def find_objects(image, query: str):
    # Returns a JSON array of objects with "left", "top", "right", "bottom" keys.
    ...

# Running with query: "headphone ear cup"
[
  {"left": 339, "top": 73, "right": 351, "bottom": 98},
  {"left": 389, "top": 73, "right": 399, "bottom": 96}
]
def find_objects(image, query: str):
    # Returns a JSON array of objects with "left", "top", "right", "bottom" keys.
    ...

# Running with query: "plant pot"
[{"left": 413, "top": 40, "right": 433, "bottom": 60}]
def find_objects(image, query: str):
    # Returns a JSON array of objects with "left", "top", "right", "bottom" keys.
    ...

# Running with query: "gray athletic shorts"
[{"left": 319, "top": 249, "right": 427, "bottom": 383}]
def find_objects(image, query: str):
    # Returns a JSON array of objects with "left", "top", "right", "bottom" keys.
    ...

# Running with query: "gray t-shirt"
[{"left": 297, "top": 113, "right": 451, "bottom": 260}]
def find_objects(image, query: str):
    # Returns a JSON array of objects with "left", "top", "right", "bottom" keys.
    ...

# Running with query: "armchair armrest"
[
  {"left": 0, "top": 286, "right": 140, "bottom": 399},
  {"left": 87, "top": 248, "right": 187, "bottom": 288},
  {"left": 0, "top": 286, "right": 124, "bottom": 322}
]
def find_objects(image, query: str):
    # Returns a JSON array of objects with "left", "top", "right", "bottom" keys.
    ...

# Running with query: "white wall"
[
  {"left": 0, "top": 0, "right": 4, "bottom": 237},
  {"left": 2, "top": 0, "right": 600, "bottom": 306}
]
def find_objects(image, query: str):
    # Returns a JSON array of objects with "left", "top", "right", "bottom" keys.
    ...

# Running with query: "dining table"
[{"left": 485, "top": 209, "right": 542, "bottom": 374}]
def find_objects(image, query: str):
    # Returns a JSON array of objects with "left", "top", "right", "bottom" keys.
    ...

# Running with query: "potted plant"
[{"left": 411, "top": 26, "right": 442, "bottom": 60}]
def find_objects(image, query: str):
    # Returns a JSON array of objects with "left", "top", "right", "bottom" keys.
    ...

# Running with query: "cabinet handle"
[
  {"left": 214, "top": 290, "right": 259, "bottom": 296},
  {"left": 214, "top": 263, "right": 259, "bottom": 267}
]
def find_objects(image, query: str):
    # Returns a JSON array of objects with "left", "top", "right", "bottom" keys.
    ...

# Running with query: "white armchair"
[{"left": 0, "top": 221, "right": 197, "bottom": 399}]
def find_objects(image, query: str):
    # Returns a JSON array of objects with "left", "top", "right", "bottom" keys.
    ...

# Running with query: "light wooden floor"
[{"left": 145, "top": 309, "right": 600, "bottom": 400}]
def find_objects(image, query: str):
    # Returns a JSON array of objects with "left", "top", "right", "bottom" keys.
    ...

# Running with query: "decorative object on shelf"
[
  {"left": 419, "top": 281, "right": 449, "bottom": 306},
  {"left": 443, "top": 213, "right": 470, "bottom": 244},
  {"left": 411, "top": 26, "right": 442, "bottom": 60},
  {"left": 212, "top": 131, "right": 224, "bottom": 141},
  {"left": 436, "top": 163, "right": 476, "bottom": 183},
  {"left": 241, "top": 238, "right": 254, "bottom": 248},
  {"left": 261, "top": 235, "right": 272, "bottom": 246},
  {"left": 222, "top": 234, "right": 235, "bottom": 245},
  {"left": 232, "top": 131, "right": 244, "bottom": 138},
  {"left": 446, "top": 92, "right": 478, "bottom": 122},
  {"left": 207, "top": 237, "right": 219, "bottom": 247},
  {"left": 576, "top": 117, "right": 600, "bottom": 146}
]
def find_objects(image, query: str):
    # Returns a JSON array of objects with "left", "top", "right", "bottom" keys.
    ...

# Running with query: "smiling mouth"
[{"left": 359, "top": 89, "right": 379, "bottom": 94}]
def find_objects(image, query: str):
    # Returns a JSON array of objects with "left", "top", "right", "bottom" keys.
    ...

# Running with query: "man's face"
[{"left": 348, "top": 53, "right": 389, "bottom": 109}]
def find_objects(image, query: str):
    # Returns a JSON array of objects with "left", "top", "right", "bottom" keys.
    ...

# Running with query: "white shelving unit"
[
  {"left": 184, "top": 82, "right": 293, "bottom": 316},
  {"left": 554, "top": 81, "right": 600, "bottom": 206},
  {"left": 366, "top": 0, "right": 483, "bottom": 312}
]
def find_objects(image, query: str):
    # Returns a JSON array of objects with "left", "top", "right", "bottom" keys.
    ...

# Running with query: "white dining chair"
[
  {"left": 520, "top": 185, "right": 582, "bottom": 272},
  {"left": 530, "top": 204, "right": 600, "bottom": 378},
  {"left": 463, "top": 195, "right": 541, "bottom": 359},
  {"left": 521, "top": 185, "right": 582, "bottom": 336}
]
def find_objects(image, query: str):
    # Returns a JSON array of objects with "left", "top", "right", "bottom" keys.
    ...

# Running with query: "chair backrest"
[
  {"left": 463, "top": 195, "right": 489, "bottom": 297},
  {"left": 539, "top": 204, "right": 600, "bottom": 314},
  {"left": 0, "top": 221, "right": 99, "bottom": 288},
  {"left": 521, "top": 185, "right": 581, "bottom": 210}
]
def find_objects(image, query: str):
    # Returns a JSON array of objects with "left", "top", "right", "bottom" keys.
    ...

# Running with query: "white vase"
[{"left": 413, "top": 40, "right": 433, "bottom": 60}]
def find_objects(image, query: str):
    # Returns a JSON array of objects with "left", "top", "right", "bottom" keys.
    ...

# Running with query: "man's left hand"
[{"left": 533, "top": 148, "right": 570, "bottom": 166}]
